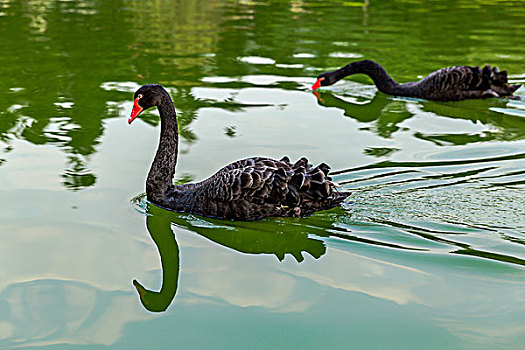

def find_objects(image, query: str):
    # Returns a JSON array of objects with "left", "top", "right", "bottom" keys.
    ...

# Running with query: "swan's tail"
[
  {"left": 281, "top": 157, "right": 350, "bottom": 215},
  {"left": 222, "top": 156, "right": 351, "bottom": 219}
]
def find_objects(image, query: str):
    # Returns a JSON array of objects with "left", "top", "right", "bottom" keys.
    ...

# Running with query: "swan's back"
[
  {"left": 414, "top": 65, "right": 521, "bottom": 101},
  {"left": 168, "top": 156, "right": 350, "bottom": 220}
]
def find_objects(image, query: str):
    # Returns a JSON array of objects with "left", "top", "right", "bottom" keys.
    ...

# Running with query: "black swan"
[
  {"left": 129, "top": 84, "right": 349, "bottom": 220},
  {"left": 311, "top": 59, "right": 521, "bottom": 101}
]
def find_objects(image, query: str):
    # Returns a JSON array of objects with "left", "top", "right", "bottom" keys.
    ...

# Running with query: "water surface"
[{"left": 1, "top": 0, "right": 524, "bottom": 349}]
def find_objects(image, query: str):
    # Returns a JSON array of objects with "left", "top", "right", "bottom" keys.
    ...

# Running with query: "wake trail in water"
[{"left": 333, "top": 154, "right": 525, "bottom": 266}]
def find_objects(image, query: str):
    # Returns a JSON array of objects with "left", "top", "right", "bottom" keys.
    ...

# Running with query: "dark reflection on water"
[
  {"left": 132, "top": 199, "right": 327, "bottom": 312},
  {"left": 313, "top": 90, "right": 525, "bottom": 144},
  {"left": 133, "top": 206, "right": 180, "bottom": 313}
]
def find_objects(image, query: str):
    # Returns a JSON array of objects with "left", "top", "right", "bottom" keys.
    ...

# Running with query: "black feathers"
[
  {"left": 418, "top": 64, "right": 521, "bottom": 101},
  {"left": 181, "top": 157, "right": 349, "bottom": 220},
  {"left": 131, "top": 84, "right": 350, "bottom": 220}
]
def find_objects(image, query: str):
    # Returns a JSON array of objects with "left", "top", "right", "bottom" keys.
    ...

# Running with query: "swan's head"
[
  {"left": 129, "top": 84, "right": 166, "bottom": 124},
  {"left": 133, "top": 278, "right": 176, "bottom": 313},
  {"left": 310, "top": 72, "right": 337, "bottom": 90}
]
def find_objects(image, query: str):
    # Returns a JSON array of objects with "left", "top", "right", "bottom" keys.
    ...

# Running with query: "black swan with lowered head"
[
  {"left": 311, "top": 59, "right": 521, "bottom": 101},
  {"left": 129, "top": 84, "right": 349, "bottom": 220}
]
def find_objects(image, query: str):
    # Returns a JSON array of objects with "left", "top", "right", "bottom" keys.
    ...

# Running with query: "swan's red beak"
[
  {"left": 310, "top": 77, "right": 324, "bottom": 91},
  {"left": 128, "top": 98, "right": 143, "bottom": 124}
]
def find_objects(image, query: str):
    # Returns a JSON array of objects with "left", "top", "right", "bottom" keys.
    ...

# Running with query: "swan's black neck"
[
  {"left": 146, "top": 90, "right": 178, "bottom": 204},
  {"left": 335, "top": 60, "right": 415, "bottom": 96}
]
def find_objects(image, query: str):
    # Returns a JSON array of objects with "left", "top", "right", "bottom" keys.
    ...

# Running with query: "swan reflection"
[
  {"left": 133, "top": 208, "right": 180, "bottom": 312},
  {"left": 312, "top": 89, "right": 525, "bottom": 145},
  {"left": 134, "top": 202, "right": 327, "bottom": 312}
]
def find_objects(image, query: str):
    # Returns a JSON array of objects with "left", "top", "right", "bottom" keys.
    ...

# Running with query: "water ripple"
[{"left": 332, "top": 152, "right": 525, "bottom": 266}]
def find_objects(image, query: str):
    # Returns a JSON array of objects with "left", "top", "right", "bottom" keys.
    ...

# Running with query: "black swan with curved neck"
[
  {"left": 129, "top": 84, "right": 349, "bottom": 220},
  {"left": 311, "top": 59, "right": 521, "bottom": 101}
]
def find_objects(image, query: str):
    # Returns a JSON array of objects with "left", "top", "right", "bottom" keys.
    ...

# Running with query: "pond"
[{"left": 1, "top": 0, "right": 524, "bottom": 349}]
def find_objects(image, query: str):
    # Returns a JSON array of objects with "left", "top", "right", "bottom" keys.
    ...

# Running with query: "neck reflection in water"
[
  {"left": 133, "top": 209, "right": 180, "bottom": 313},
  {"left": 133, "top": 201, "right": 327, "bottom": 312}
]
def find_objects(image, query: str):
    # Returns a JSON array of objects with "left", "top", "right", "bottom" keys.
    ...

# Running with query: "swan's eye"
[{"left": 138, "top": 94, "right": 143, "bottom": 99}]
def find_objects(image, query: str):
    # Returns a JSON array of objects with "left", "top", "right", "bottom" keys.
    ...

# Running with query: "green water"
[{"left": 1, "top": 0, "right": 524, "bottom": 349}]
